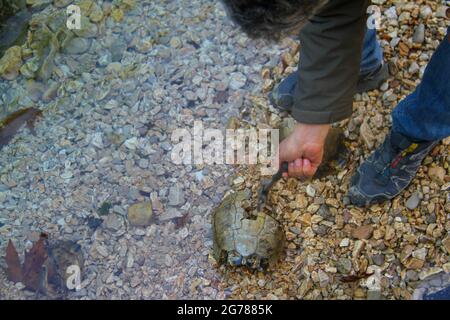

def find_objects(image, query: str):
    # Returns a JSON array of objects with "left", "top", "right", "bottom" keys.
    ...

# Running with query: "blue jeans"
[
  {"left": 361, "top": 28, "right": 450, "bottom": 142},
  {"left": 360, "top": 28, "right": 384, "bottom": 75}
]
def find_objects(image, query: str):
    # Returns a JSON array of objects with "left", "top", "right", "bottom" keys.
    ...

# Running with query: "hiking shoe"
[
  {"left": 357, "top": 63, "right": 390, "bottom": 93},
  {"left": 347, "top": 131, "right": 438, "bottom": 207},
  {"left": 268, "top": 70, "right": 298, "bottom": 113},
  {"left": 269, "top": 63, "right": 390, "bottom": 112}
]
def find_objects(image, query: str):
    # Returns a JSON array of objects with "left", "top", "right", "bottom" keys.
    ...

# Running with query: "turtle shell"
[{"left": 212, "top": 190, "right": 284, "bottom": 270}]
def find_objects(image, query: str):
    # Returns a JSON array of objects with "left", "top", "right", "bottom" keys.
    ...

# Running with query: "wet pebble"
[{"left": 406, "top": 191, "right": 421, "bottom": 210}]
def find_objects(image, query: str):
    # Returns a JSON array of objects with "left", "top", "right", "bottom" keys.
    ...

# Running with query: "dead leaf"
[
  {"left": 22, "top": 233, "right": 48, "bottom": 291},
  {"left": 339, "top": 272, "right": 374, "bottom": 283},
  {"left": 0, "top": 107, "right": 42, "bottom": 150},
  {"left": 5, "top": 240, "right": 23, "bottom": 283}
]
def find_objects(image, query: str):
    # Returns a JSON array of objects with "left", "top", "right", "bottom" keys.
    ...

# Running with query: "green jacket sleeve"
[{"left": 292, "top": 0, "right": 370, "bottom": 124}]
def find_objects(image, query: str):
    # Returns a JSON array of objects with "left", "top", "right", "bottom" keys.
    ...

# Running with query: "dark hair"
[{"left": 220, "top": 0, "right": 327, "bottom": 41}]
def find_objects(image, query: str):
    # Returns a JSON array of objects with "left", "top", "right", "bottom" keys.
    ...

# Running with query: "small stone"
[
  {"left": 419, "top": 267, "right": 443, "bottom": 280},
  {"left": 443, "top": 263, "right": 450, "bottom": 274},
  {"left": 170, "top": 37, "right": 182, "bottom": 49},
  {"left": 54, "top": 0, "right": 73, "bottom": 7},
  {"left": 158, "top": 207, "right": 184, "bottom": 221},
  {"left": 124, "top": 137, "right": 139, "bottom": 150},
  {"left": 412, "top": 24, "right": 425, "bottom": 44},
  {"left": 325, "top": 198, "right": 339, "bottom": 209},
  {"left": 352, "top": 225, "right": 374, "bottom": 240},
  {"left": 408, "top": 62, "right": 420, "bottom": 75},
  {"left": 405, "top": 257, "right": 424, "bottom": 270},
  {"left": 0, "top": 46, "right": 22, "bottom": 80},
  {"left": 372, "top": 254, "right": 385, "bottom": 266},
  {"left": 412, "top": 247, "right": 427, "bottom": 260},
  {"left": 441, "top": 236, "right": 450, "bottom": 254},
  {"left": 104, "top": 213, "right": 126, "bottom": 232},
  {"left": 360, "top": 119, "right": 375, "bottom": 149},
  {"left": 96, "top": 245, "right": 109, "bottom": 257},
  {"left": 306, "top": 185, "right": 316, "bottom": 197},
  {"left": 419, "top": 6, "right": 432, "bottom": 19},
  {"left": 436, "top": 6, "right": 448, "bottom": 18},
  {"left": 318, "top": 204, "right": 332, "bottom": 220},
  {"left": 383, "top": 226, "right": 394, "bottom": 241},
  {"left": 98, "top": 52, "right": 112, "bottom": 67},
  {"left": 73, "top": 17, "right": 98, "bottom": 38},
  {"left": 104, "top": 99, "right": 118, "bottom": 110},
  {"left": 306, "top": 204, "right": 320, "bottom": 214},
  {"left": 111, "top": 8, "right": 124, "bottom": 22},
  {"left": 406, "top": 191, "right": 421, "bottom": 210},
  {"left": 110, "top": 38, "right": 127, "bottom": 62},
  {"left": 64, "top": 37, "right": 91, "bottom": 55},
  {"left": 89, "top": 3, "right": 104, "bottom": 22},
  {"left": 168, "top": 185, "right": 185, "bottom": 206},
  {"left": 367, "top": 290, "right": 382, "bottom": 300},
  {"left": 42, "top": 82, "right": 59, "bottom": 102},
  {"left": 298, "top": 213, "right": 311, "bottom": 226},
  {"left": 398, "top": 11, "right": 410, "bottom": 23},
  {"left": 340, "top": 238, "right": 350, "bottom": 247},
  {"left": 295, "top": 194, "right": 308, "bottom": 209},
  {"left": 128, "top": 202, "right": 153, "bottom": 226},
  {"left": 229, "top": 72, "right": 247, "bottom": 90},
  {"left": 405, "top": 270, "right": 419, "bottom": 282},
  {"left": 352, "top": 240, "right": 365, "bottom": 258},
  {"left": 337, "top": 257, "right": 352, "bottom": 274},
  {"left": 91, "top": 132, "right": 104, "bottom": 148},
  {"left": 428, "top": 166, "right": 445, "bottom": 185},
  {"left": 318, "top": 270, "right": 330, "bottom": 288},
  {"left": 184, "top": 90, "right": 197, "bottom": 101}
]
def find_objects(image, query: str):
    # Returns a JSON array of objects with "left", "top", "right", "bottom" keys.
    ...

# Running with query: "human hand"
[{"left": 278, "top": 122, "right": 330, "bottom": 179}]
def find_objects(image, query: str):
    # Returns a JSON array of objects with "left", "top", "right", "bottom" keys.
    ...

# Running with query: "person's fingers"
[
  {"left": 288, "top": 159, "right": 304, "bottom": 178},
  {"left": 288, "top": 161, "right": 295, "bottom": 176},
  {"left": 302, "top": 158, "right": 316, "bottom": 178}
]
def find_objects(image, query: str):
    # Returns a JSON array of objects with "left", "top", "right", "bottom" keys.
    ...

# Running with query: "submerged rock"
[
  {"left": 63, "top": 37, "right": 91, "bottom": 55},
  {"left": 128, "top": 201, "right": 153, "bottom": 227},
  {"left": 0, "top": 46, "right": 22, "bottom": 80}
]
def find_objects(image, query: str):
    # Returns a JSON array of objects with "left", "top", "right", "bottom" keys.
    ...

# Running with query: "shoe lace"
[{"left": 374, "top": 138, "right": 406, "bottom": 184}]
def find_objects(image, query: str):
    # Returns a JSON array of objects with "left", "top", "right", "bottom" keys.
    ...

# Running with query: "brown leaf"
[
  {"left": 0, "top": 107, "right": 42, "bottom": 150},
  {"left": 5, "top": 240, "right": 23, "bottom": 283},
  {"left": 339, "top": 272, "right": 374, "bottom": 283},
  {"left": 22, "top": 233, "right": 48, "bottom": 291}
]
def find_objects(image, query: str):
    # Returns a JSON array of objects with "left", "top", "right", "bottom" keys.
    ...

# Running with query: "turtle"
[{"left": 212, "top": 190, "right": 284, "bottom": 270}]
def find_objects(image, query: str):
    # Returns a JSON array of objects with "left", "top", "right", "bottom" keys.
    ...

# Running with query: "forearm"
[{"left": 292, "top": 0, "right": 370, "bottom": 124}]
